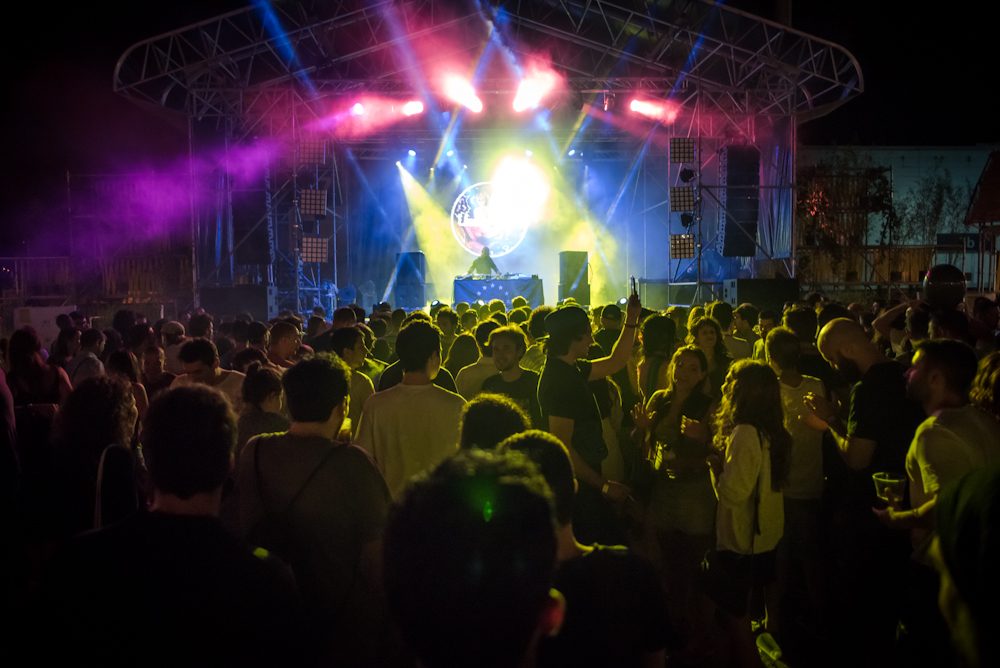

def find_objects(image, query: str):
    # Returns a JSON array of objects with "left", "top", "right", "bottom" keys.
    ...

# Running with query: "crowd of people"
[{"left": 1, "top": 290, "right": 999, "bottom": 668}]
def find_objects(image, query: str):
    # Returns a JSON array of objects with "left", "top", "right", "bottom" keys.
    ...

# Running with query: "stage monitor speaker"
[
  {"left": 639, "top": 280, "right": 698, "bottom": 309},
  {"left": 396, "top": 251, "right": 426, "bottom": 286},
  {"left": 720, "top": 146, "right": 760, "bottom": 257},
  {"left": 232, "top": 190, "right": 273, "bottom": 265},
  {"left": 722, "top": 278, "right": 799, "bottom": 313},
  {"left": 394, "top": 283, "right": 425, "bottom": 309},
  {"left": 199, "top": 285, "right": 278, "bottom": 321},
  {"left": 559, "top": 250, "right": 589, "bottom": 288}
]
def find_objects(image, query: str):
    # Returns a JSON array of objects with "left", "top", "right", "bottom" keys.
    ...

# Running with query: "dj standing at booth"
[{"left": 467, "top": 247, "right": 500, "bottom": 275}]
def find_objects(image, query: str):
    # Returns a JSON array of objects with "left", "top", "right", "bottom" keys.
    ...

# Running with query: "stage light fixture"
[
  {"left": 446, "top": 149, "right": 455, "bottom": 157},
  {"left": 408, "top": 149, "right": 417, "bottom": 157},
  {"left": 444, "top": 75, "right": 483, "bottom": 113},
  {"left": 602, "top": 92, "right": 614, "bottom": 112},
  {"left": 670, "top": 233, "right": 696, "bottom": 259},
  {"left": 300, "top": 235, "right": 329, "bottom": 263},
  {"left": 513, "top": 69, "right": 557, "bottom": 112},
  {"left": 298, "top": 189, "right": 327, "bottom": 218},
  {"left": 525, "top": 149, "right": 533, "bottom": 157},
  {"left": 630, "top": 98, "right": 679, "bottom": 123},
  {"left": 298, "top": 139, "right": 326, "bottom": 165},
  {"left": 350, "top": 102, "right": 366, "bottom": 116},
  {"left": 670, "top": 187, "right": 696, "bottom": 212},
  {"left": 670, "top": 138, "right": 696, "bottom": 163},
  {"left": 680, "top": 168, "right": 697, "bottom": 183},
  {"left": 402, "top": 100, "right": 424, "bottom": 116},
  {"left": 567, "top": 148, "right": 576, "bottom": 156},
  {"left": 617, "top": 297, "right": 628, "bottom": 306}
]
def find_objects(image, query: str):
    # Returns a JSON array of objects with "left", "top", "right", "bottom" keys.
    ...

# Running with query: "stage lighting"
[
  {"left": 408, "top": 149, "right": 417, "bottom": 157},
  {"left": 630, "top": 98, "right": 679, "bottom": 123},
  {"left": 512, "top": 68, "right": 557, "bottom": 112},
  {"left": 444, "top": 75, "right": 483, "bottom": 113},
  {"left": 298, "top": 189, "right": 327, "bottom": 217},
  {"left": 617, "top": 297, "right": 628, "bottom": 306},
  {"left": 670, "top": 138, "right": 696, "bottom": 163},
  {"left": 602, "top": 92, "right": 614, "bottom": 112},
  {"left": 351, "top": 102, "right": 365, "bottom": 116},
  {"left": 446, "top": 149, "right": 455, "bottom": 157},
  {"left": 670, "top": 234, "right": 696, "bottom": 259},
  {"left": 402, "top": 100, "right": 424, "bottom": 116},
  {"left": 567, "top": 148, "right": 576, "bottom": 156},
  {"left": 680, "top": 168, "right": 696, "bottom": 183},
  {"left": 525, "top": 149, "right": 533, "bottom": 157},
  {"left": 301, "top": 235, "right": 329, "bottom": 263},
  {"left": 680, "top": 213, "right": 695, "bottom": 228},
  {"left": 670, "top": 187, "right": 697, "bottom": 212}
]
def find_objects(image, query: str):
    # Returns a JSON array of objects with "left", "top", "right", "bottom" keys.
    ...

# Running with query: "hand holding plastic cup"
[{"left": 872, "top": 471, "right": 906, "bottom": 509}]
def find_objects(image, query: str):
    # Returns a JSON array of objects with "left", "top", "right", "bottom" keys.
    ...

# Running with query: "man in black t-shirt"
[
  {"left": 37, "top": 386, "right": 304, "bottom": 667},
  {"left": 483, "top": 325, "right": 543, "bottom": 427},
  {"left": 502, "top": 430, "right": 675, "bottom": 667},
  {"left": 537, "top": 294, "right": 641, "bottom": 543}
]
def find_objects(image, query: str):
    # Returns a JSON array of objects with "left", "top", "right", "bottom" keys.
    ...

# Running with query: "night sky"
[{"left": 1, "top": 1, "right": 995, "bottom": 254}]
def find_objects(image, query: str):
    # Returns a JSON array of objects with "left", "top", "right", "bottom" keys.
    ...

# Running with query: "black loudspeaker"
[
  {"left": 722, "top": 278, "right": 799, "bottom": 312},
  {"left": 394, "top": 284, "right": 425, "bottom": 309},
  {"left": 199, "top": 285, "right": 278, "bottom": 321},
  {"left": 719, "top": 146, "right": 760, "bottom": 257},
  {"left": 558, "top": 251, "right": 589, "bottom": 303},
  {"left": 232, "top": 190, "right": 273, "bottom": 265},
  {"left": 639, "top": 280, "right": 698, "bottom": 309},
  {"left": 396, "top": 252, "right": 426, "bottom": 285}
]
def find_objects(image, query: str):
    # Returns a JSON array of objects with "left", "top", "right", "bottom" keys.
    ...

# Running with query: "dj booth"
[{"left": 453, "top": 274, "right": 545, "bottom": 307}]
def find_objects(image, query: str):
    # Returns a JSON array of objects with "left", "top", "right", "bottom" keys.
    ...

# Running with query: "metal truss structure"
[{"left": 114, "top": 0, "right": 862, "bottom": 309}]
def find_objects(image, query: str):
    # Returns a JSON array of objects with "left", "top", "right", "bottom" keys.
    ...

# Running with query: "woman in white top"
[{"left": 708, "top": 359, "right": 792, "bottom": 667}]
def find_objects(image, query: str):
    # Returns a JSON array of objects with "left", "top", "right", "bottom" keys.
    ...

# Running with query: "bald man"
[
  {"left": 805, "top": 317, "right": 924, "bottom": 472},
  {"left": 804, "top": 317, "right": 924, "bottom": 664}
]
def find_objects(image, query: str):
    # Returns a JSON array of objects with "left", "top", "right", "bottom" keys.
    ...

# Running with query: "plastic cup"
[{"left": 872, "top": 472, "right": 906, "bottom": 505}]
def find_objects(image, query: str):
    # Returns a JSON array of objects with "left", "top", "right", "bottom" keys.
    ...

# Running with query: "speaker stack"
[
  {"left": 558, "top": 251, "right": 590, "bottom": 305},
  {"left": 719, "top": 146, "right": 760, "bottom": 258},
  {"left": 394, "top": 251, "right": 426, "bottom": 309}
]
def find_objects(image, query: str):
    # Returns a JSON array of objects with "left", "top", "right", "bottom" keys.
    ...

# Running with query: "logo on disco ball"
[{"left": 451, "top": 181, "right": 529, "bottom": 257}]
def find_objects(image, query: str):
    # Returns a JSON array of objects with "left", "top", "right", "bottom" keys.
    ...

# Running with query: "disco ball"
[{"left": 923, "top": 264, "right": 966, "bottom": 310}]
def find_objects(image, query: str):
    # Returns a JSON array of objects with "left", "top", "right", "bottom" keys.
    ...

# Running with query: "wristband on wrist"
[
  {"left": 623, "top": 322, "right": 639, "bottom": 329},
  {"left": 601, "top": 481, "right": 611, "bottom": 496}
]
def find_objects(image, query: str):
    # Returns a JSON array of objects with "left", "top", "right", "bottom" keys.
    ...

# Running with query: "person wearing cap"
[
  {"left": 593, "top": 303, "right": 622, "bottom": 356},
  {"left": 537, "top": 292, "right": 641, "bottom": 544}
]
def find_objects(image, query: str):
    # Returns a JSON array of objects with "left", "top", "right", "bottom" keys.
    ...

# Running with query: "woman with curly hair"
[
  {"left": 707, "top": 359, "right": 791, "bottom": 666},
  {"left": 6, "top": 327, "right": 72, "bottom": 406},
  {"left": 687, "top": 316, "right": 732, "bottom": 398},
  {"left": 53, "top": 375, "right": 140, "bottom": 537}
]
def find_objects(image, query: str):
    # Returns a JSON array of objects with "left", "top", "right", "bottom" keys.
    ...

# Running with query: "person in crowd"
[
  {"left": 445, "top": 332, "right": 480, "bottom": 379},
  {"left": 230, "top": 346, "right": 270, "bottom": 374},
  {"left": 6, "top": 327, "right": 72, "bottom": 407},
  {"left": 765, "top": 327, "right": 828, "bottom": 656},
  {"left": 236, "top": 362, "right": 289, "bottom": 455},
  {"left": 709, "top": 301, "right": 752, "bottom": 360},
  {"left": 970, "top": 296, "right": 999, "bottom": 354},
  {"left": 187, "top": 312, "right": 214, "bottom": 340},
  {"left": 126, "top": 323, "right": 156, "bottom": 361},
  {"left": 357, "top": 320, "right": 466, "bottom": 498},
  {"left": 327, "top": 325, "right": 375, "bottom": 436},
  {"left": 106, "top": 349, "right": 150, "bottom": 424},
  {"left": 377, "top": 312, "right": 460, "bottom": 393},
  {"left": 687, "top": 316, "right": 731, "bottom": 399},
  {"left": 502, "top": 429, "right": 676, "bottom": 667},
  {"left": 804, "top": 317, "right": 925, "bottom": 665},
  {"left": 266, "top": 321, "right": 301, "bottom": 369},
  {"left": 220, "top": 320, "right": 251, "bottom": 370},
  {"left": 66, "top": 327, "right": 105, "bottom": 387},
  {"left": 482, "top": 325, "right": 543, "bottom": 427},
  {"left": 928, "top": 464, "right": 1000, "bottom": 668},
  {"left": 782, "top": 305, "right": 846, "bottom": 404},
  {"left": 39, "top": 385, "right": 303, "bottom": 667},
  {"left": 593, "top": 303, "right": 623, "bottom": 355},
  {"left": 751, "top": 309, "right": 779, "bottom": 361},
  {"left": 459, "top": 393, "right": 530, "bottom": 450},
  {"left": 51, "top": 376, "right": 140, "bottom": 538},
  {"left": 171, "top": 338, "right": 245, "bottom": 412},
  {"left": 436, "top": 307, "right": 459, "bottom": 359},
  {"left": 732, "top": 303, "right": 760, "bottom": 348},
  {"left": 239, "top": 356, "right": 391, "bottom": 665},
  {"left": 459, "top": 307, "right": 478, "bottom": 334},
  {"left": 160, "top": 321, "right": 187, "bottom": 374},
  {"left": 632, "top": 344, "right": 715, "bottom": 638},
  {"left": 538, "top": 293, "right": 640, "bottom": 544},
  {"left": 665, "top": 306, "right": 689, "bottom": 344},
  {"left": 304, "top": 315, "right": 327, "bottom": 343},
  {"left": 708, "top": 360, "right": 791, "bottom": 667},
  {"left": 637, "top": 313, "right": 675, "bottom": 404},
  {"left": 521, "top": 305, "right": 553, "bottom": 373},
  {"left": 48, "top": 327, "right": 81, "bottom": 370},
  {"left": 455, "top": 320, "right": 501, "bottom": 399},
  {"left": 383, "top": 448, "right": 561, "bottom": 668},
  {"left": 140, "top": 345, "right": 175, "bottom": 400}
]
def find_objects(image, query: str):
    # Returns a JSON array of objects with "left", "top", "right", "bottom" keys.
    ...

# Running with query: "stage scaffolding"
[{"left": 114, "top": 0, "right": 862, "bottom": 311}]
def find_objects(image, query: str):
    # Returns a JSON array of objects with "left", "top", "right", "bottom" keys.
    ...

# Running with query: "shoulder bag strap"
[{"left": 254, "top": 437, "right": 338, "bottom": 520}]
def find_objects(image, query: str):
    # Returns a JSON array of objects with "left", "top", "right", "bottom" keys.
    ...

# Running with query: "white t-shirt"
[
  {"left": 715, "top": 424, "right": 784, "bottom": 554},
  {"left": 779, "top": 375, "right": 826, "bottom": 500},
  {"left": 356, "top": 383, "right": 466, "bottom": 498},
  {"left": 906, "top": 404, "right": 1000, "bottom": 509}
]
